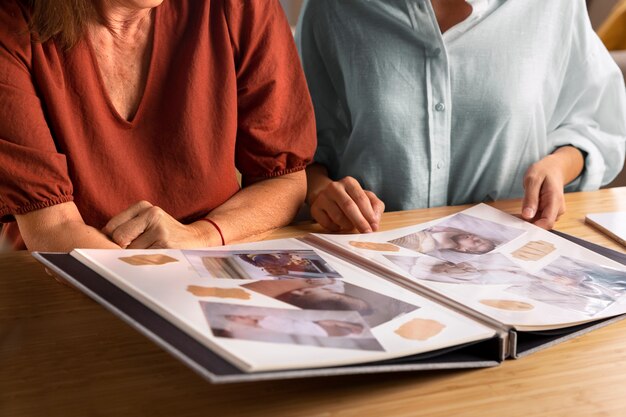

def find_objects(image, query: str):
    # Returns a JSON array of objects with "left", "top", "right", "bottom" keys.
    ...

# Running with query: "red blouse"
[{"left": 0, "top": 0, "right": 316, "bottom": 249}]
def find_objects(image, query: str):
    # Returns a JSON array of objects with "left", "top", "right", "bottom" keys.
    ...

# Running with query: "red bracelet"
[{"left": 198, "top": 218, "right": 225, "bottom": 246}]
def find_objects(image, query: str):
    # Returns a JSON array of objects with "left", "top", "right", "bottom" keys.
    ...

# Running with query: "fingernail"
[{"left": 523, "top": 208, "right": 535, "bottom": 219}]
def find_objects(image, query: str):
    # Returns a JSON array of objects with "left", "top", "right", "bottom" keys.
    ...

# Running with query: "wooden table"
[{"left": 2, "top": 188, "right": 626, "bottom": 417}]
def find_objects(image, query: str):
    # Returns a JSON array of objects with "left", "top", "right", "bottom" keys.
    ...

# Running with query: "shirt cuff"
[
  {"left": 547, "top": 128, "right": 606, "bottom": 191},
  {"left": 0, "top": 195, "right": 74, "bottom": 223}
]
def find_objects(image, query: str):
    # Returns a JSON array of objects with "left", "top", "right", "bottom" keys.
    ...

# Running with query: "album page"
[
  {"left": 71, "top": 238, "right": 496, "bottom": 372},
  {"left": 309, "top": 204, "right": 626, "bottom": 331}
]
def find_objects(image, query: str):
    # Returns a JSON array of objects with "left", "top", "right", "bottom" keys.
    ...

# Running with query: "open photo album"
[{"left": 34, "top": 204, "right": 626, "bottom": 382}]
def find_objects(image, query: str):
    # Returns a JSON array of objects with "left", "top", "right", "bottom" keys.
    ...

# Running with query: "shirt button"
[
  {"left": 435, "top": 102, "right": 446, "bottom": 112},
  {"left": 431, "top": 47, "right": 441, "bottom": 57},
  {"left": 436, "top": 160, "right": 444, "bottom": 169}
]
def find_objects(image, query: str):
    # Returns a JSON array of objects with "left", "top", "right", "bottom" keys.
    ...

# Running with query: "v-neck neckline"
[{"left": 85, "top": 6, "right": 160, "bottom": 128}]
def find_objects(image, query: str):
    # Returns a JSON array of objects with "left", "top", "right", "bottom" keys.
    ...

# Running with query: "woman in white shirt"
[{"left": 297, "top": 0, "right": 626, "bottom": 232}]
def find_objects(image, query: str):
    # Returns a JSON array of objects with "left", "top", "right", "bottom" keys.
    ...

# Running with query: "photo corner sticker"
[
  {"left": 186, "top": 285, "right": 251, "bottom": 300},
  {"left": 394, "top": 318, "right": 446, "bottom": 341},
  {"left": 118, "top": 254, "right": 179, "bottom": 266},
  {"left": 511, "top": 240, "right": 556, "bottom": 261},
  {"left": 348, "top": 241, "right": 400, "bottom": 252},
  {"left": 479, "top": 299, "right": 534, "bottom": 311}
]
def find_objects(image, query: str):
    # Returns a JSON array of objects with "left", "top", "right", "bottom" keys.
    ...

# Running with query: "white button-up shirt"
[{"left": 297, "top": 0, "right": 626, "bottom": 210}]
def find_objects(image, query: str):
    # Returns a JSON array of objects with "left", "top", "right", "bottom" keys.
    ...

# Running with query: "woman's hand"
[
  {"left": 102, "top": 201, "right": 219, "bottom": 249},
  {"left": 521, "top": 146, "right": 584, "bottom": 230},
  {"left": 521, "top": 157, "right": 566, "bottom": 230},
  {"left": 306, "top": 164, "right": 385, "bottom": 233},
  {"left": 309, "top": 177, "right": 385, "bottom": 233}
]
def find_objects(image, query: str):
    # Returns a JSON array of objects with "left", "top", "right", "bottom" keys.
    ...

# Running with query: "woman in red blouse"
[{"left": 0, "top": 0, "right": 316, "bottom": 251}]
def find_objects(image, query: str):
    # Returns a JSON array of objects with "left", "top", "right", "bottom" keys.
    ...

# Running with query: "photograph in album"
[
  {"left": 242, "top": 278, "right": 419, "bottom": 327},
  {"left": 184, "top": 250, "right": 342, "bottom": 280},
  {"left": 202, "top": 302, "right": 384, "bottom": 352},
  {"left": 388, "top": 213, "right": 526, "bottom": 263},
  {"left": 506, "top": 256, "right": 626, "bottom": 315},
  {"left": 384, "top": 252, "right": 532, "bottom": 285}
]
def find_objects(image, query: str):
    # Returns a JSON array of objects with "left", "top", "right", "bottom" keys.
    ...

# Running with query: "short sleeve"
[
  {"left": 547, "top": 1, "right": 626, "bottom": 191},
  {"left": 0, "top": 1, "right": 73, "bottom": 222},
  {"left": 223, "top": 0, "right": 316, "bottom": 183}
]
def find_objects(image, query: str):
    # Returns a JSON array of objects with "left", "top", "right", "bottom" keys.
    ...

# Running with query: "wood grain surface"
[{"left": 2, "top": 188, "right": 626, "bottom": 417}]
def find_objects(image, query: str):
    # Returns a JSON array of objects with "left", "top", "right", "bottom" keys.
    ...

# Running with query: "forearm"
[
  {"left": 306, "top": 163, "right": 332, "bottom": 205},
  {"left": 196, "top": 170, "right": 307, "bottom": 245},
  {"left": 28, "top": 221, "right": 120, "bottom": 252},
  {"left": 16, "top": 203, "right": 120, "bottom": 252},
  {"left": 549, "top": 146, "right": 585, "bottom": 185}
]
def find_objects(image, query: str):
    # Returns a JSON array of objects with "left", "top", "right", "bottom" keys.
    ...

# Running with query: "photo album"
[{"left": 33, "top": 204, "right": 626, "bottom": 383}]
